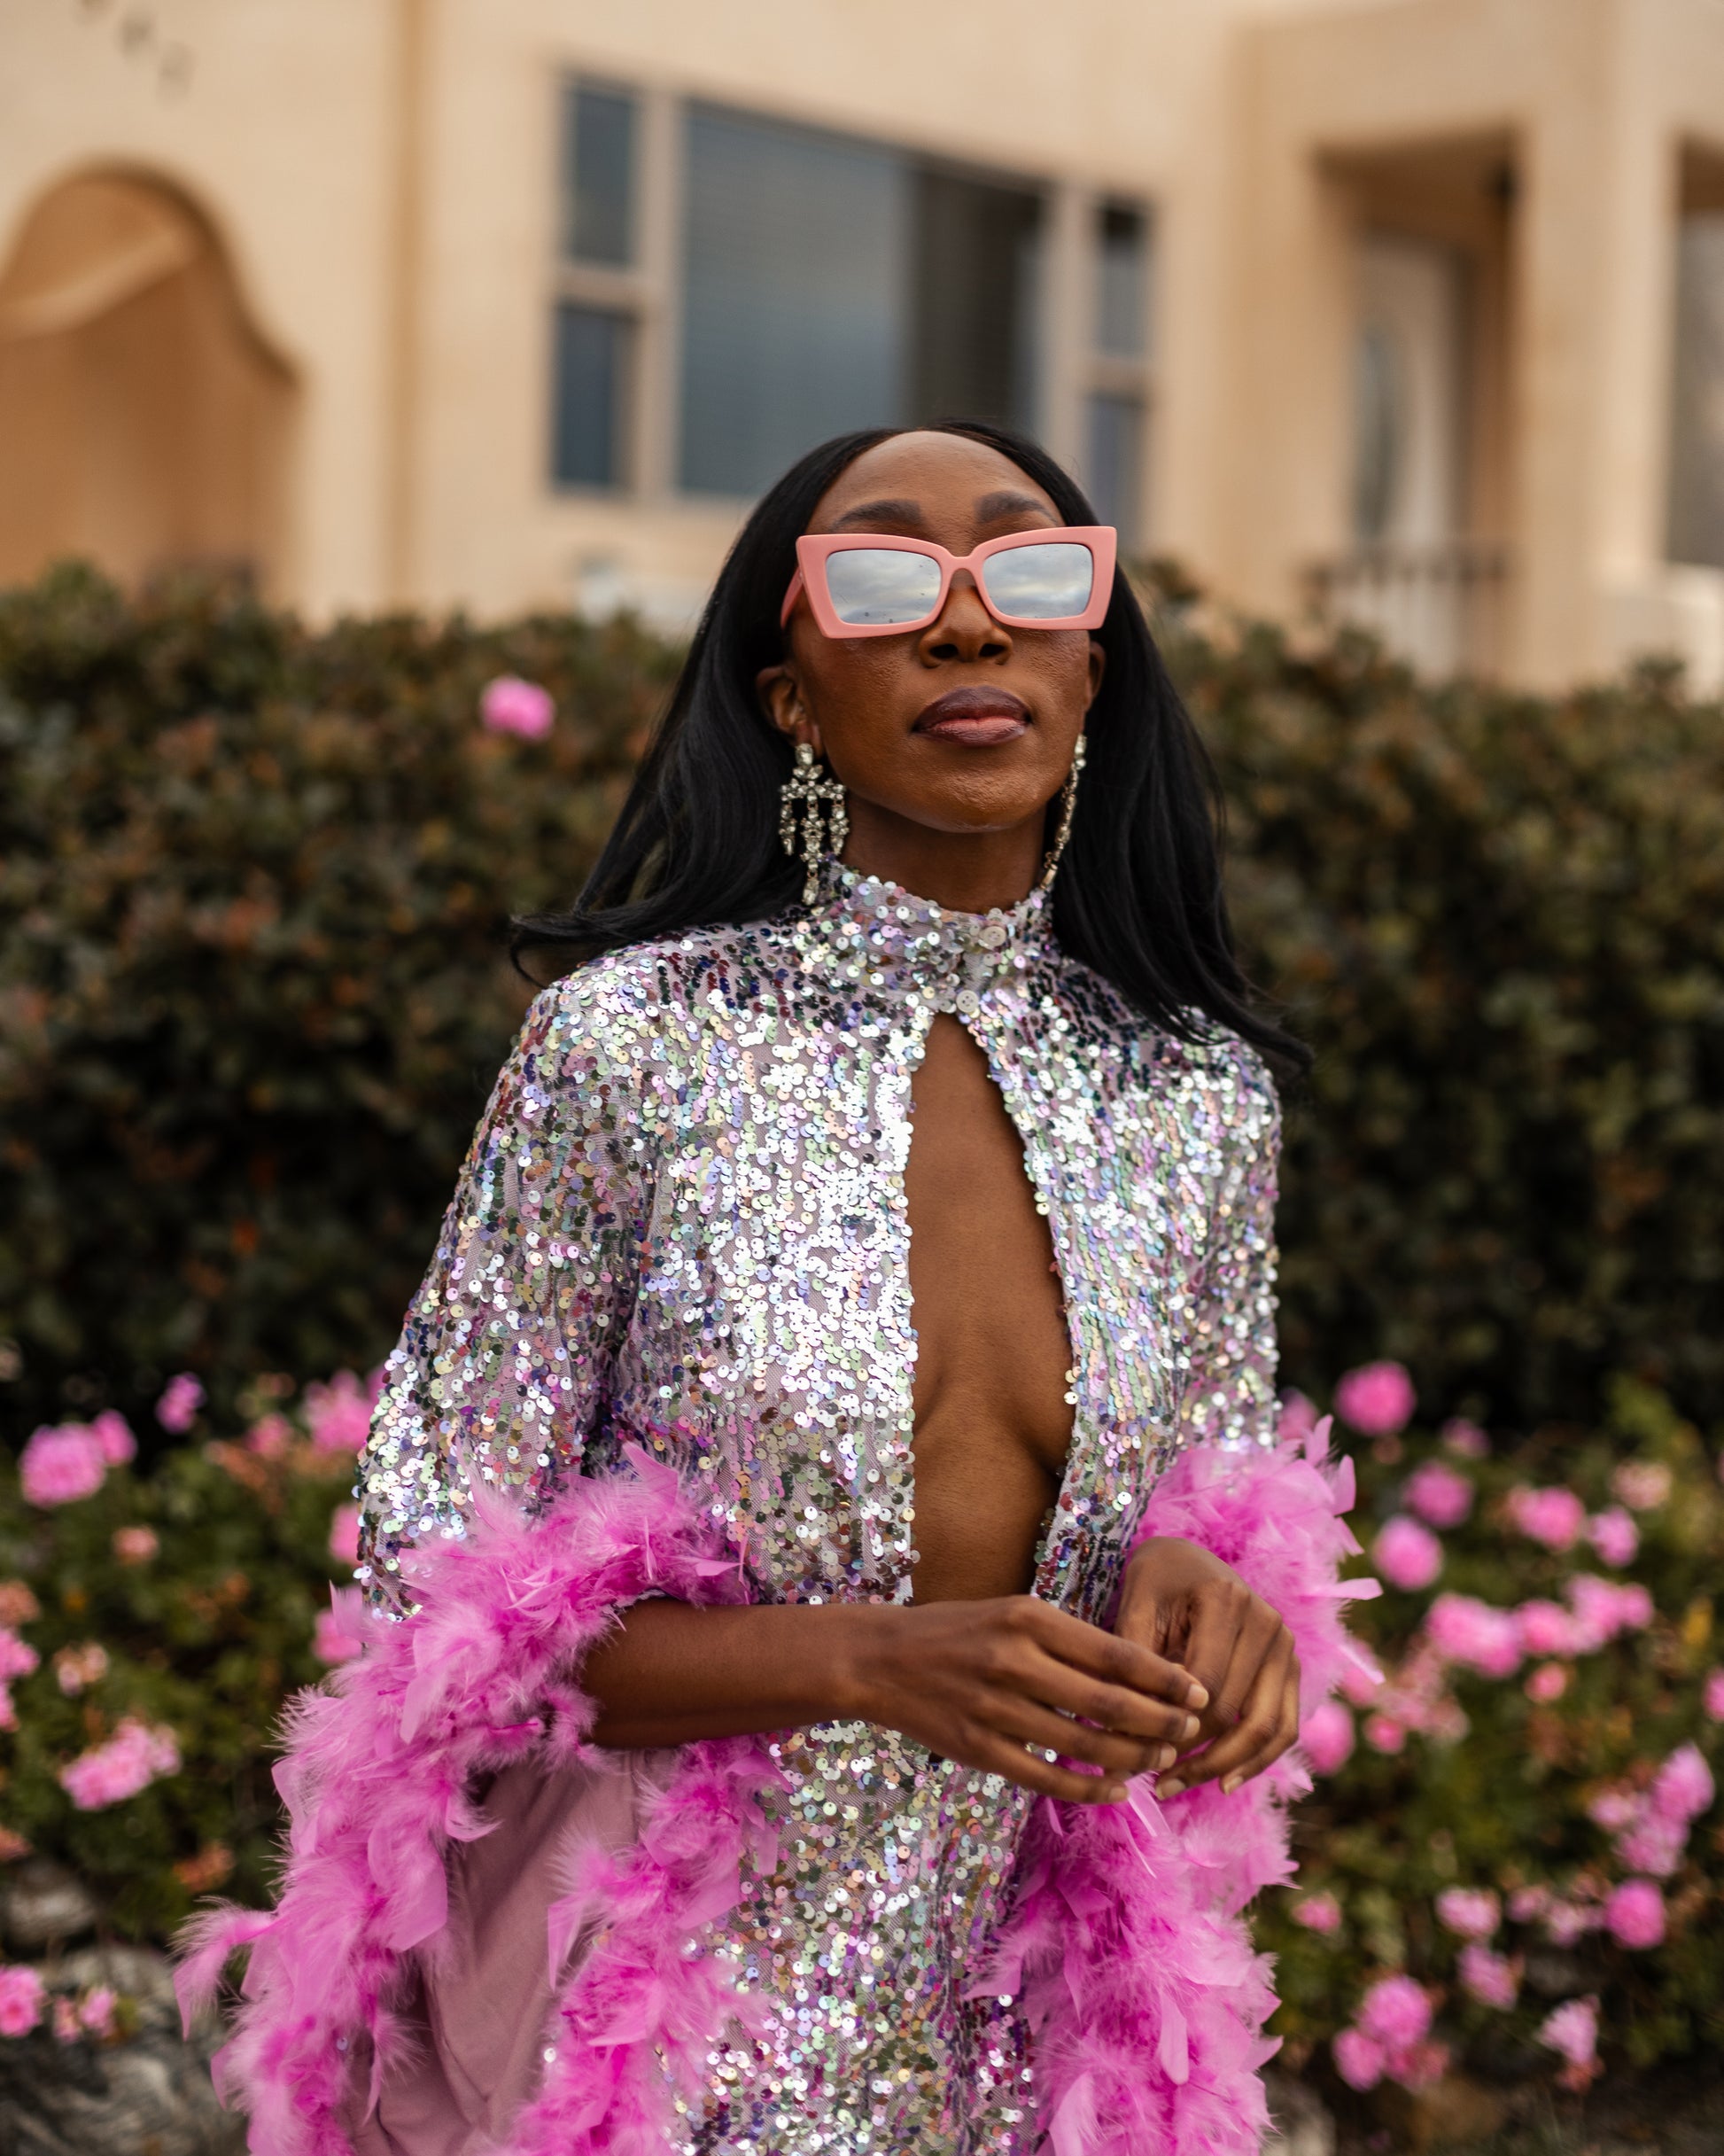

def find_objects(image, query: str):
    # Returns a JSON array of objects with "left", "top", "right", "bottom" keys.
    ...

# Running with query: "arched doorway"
[{"left": 0, "top": 170, "right": 297, "bottom": 593}]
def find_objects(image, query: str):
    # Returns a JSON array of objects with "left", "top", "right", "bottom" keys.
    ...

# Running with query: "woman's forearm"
[{"left": 581, "top": 1598, "right": 877, "bottom": 1749}]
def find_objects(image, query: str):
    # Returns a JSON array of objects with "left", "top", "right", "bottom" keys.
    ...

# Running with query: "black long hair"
[{"left": 516, "top": 419, "right": 1306, "bottom": 1071}]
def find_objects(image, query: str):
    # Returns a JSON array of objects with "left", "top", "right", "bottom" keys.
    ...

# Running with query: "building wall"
[{"left": 4, "top": 0, "right": 1724, "bottom": 685}]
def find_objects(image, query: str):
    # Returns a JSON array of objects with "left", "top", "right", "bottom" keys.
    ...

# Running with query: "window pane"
[
  {"left": 562, "top": 85, "right": 636, "bottom": 266},
  {"left": 1096, "top": 201, "right": 1149, "bottom": 360},
  {"left": 680, "top": 105, "right": 908, "bottom": 496},
  {"left": 1085, "top": 393, "right": 1144, "bottom": 549},
  {"left": 1668, "top": 214, "right": 1724, "bottom": 567},
  {"left": 551, "top": 304, "right": 630, "bottom": 487},
  {"left": 910, "top": 169, "right": 1044, "bottom": 429}
]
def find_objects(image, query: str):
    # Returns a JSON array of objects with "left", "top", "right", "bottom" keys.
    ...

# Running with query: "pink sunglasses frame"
[{"left": 780, "top": 525, "right": 1117, "bottom": 638}]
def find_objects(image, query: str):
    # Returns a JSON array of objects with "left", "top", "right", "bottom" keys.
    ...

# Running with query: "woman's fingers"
[
  {"left": 1160, "top": 1632, "right": 1300, "bottom": 1798},
  {"left": 1026, "top": 1601, "right": 1207, "bottom": 1710}
]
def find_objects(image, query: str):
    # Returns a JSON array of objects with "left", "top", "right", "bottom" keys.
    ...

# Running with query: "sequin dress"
[{"left": 355, "top": 860, "right": 1280, "bottom": 2156}]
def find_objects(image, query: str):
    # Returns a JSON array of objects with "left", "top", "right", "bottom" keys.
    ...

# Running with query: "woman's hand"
[
  {"left": 843, "top": 1597, "right": 1208, "bottom": 1805},
  {"left": 1113, "top": 1536, "right": 1300, "bottom": 1798},
  {"left": 583, "top": 1594, "right": 1205, "bottom": 1804}
]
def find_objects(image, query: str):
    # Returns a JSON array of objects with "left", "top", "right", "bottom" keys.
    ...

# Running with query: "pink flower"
[
  {"left": 1373, "top": 1515, "right": 1443, "bottom": 1592},
  {"left": 1604, "top": 1879, "right": 1666, "bottom": 1950},
  {"left": 1587, "top": 1783, "right": 1639, "bottom": 1833},
  {"left": 1404, "top": 1459, "right": 1472, "bottom": 1529},
  {"left": 1332, "top": 2028, "right": 1386, "bottom": 2090},
  {"left": 1649, "top": 1743, "right": 1714, "bottom": 1824},
  {"left": 1703, "top": 1669, "right": 1724, "bottom": 1723},
  {"left": 1525, "top": 1662, "right": 1569, "bottom": 1703},
  {"left": 313, "top": 1606, "right": 363, "bottom": 1665},
  {"left": 0, "top": 1964, "right": 44, "bottom": 2036},
  {"left": 1505, "top": 1484, "right": 1587, "bottom": 1551},
  {"left": 113, "top": 1525, "right": 158, "bottom": 1565},
  {"left": 1441, "top": 1417, "right": 1489, "bottom": 1459},
  {"left": 245, "top": 1413, "right": 291, "bottom": 1459},
  {"left": 1340, "top": 1662, "right": 1382, "bottom": 1707},
  {"left": 58, "top": 1719, "right": 181, "bottom": 1810},
  {"left": 328, "top": 1504, "right": 361, "bottom": 1567},
  {"left": 52, "top": 1995, "right": 80, "bottom": 2043},
  {"left": 1546, "top": 1900, "right": 1599, "bottom": 1947},
  {"left": 1425, "top": 1593, "right": 1522, "bottom": 1677},
  {"left": 19, "top": 1424, "right": 106, "bottom": 1506},
  {"left": 77, "top": 1985, "right": 116, "bottom": 2037},
  {"left": 1276, "top": 1391, "right": 1318, "bottom": 1443},
  {"left": 1611, "top": 1461, "right": 1671, "bottom": 1512},
  {"left": 1538, "top": 1996, "right": 1599, "bottom": 2088},
  {"left": 1616, "top": 1813, "right": 1688, "bottom": 1879},
  {"left": 1587, "top": 1507, "right": 1638, "bottom": 1568},
  {"left": 1293, "top": 1891, "right": 1342, "bottom": 1934},
  {"left": 1334, "top": 1361, "right": 1416, "bottom": 1437},
  {"left": 1459, "top": 1943, "right": 1518, "bottom": 2009},
  {"left": 1364, "top": 1713, "right": 1407, "bottom": 1755},
  {"left": 1508, "top": 1883, "right": 1552, "bottom": 1922},
  {"left": 306, "top": 1371, "right": 372, "bottom": 1455},
  {"left": 1436, "top": 1887, "right": 1500, "bottom": 1940},
  {"left": 1301, "top": 1700, "right": 1355, "bottom": 1776},
  {"left": 1567, "top": 1575, "right": 1651, "bottom": 1650},
  {"left": 89, "top": 1411, "right": 136, "bottom": 1467},
  {"left": 1390, "top": 2040, "right": 1450, "bottom": 2091},
  {"left": 1516, "top": 1599, "right": 1579, "bottom": 1657},
  {"left": 479, "top": 675, "right": 555, "bottom": 740},
  {"left": 156, "top": 1374, "right": 204, "bottom": 1433},
  {"left": 53, "top": 1643, "right": 108, "bottom": 1697},
  {"left": 0, "top": 1629, "right": 38, "bottom": 1684},
  {"left": 1358, "top": 1973, "right": 1433, "bottom": 2051}
]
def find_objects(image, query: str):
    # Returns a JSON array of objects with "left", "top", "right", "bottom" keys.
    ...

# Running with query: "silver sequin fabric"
[{"left": 357, "top": 860, "right": 1280, "bottom": 2155}]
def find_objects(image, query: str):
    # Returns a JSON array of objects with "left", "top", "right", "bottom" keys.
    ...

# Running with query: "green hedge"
[{"left": 1, "top": 564, "right": 1720, "bottom": 1449}]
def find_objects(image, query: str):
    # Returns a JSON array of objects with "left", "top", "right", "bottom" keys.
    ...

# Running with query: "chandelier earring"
[
  {"left": 1037, "top": 735, "right": 1087, "bottom": 891},
  {"left": 779, "top": 741, "right": 849, "bottom": 905}
]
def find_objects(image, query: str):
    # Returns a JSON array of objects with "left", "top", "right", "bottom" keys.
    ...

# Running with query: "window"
[
  {"left": 680, "top": 107, "right": 908, "bottom": 497},
  {"left": 679, "top": 105, "right": 1044, "bottom": 497},
  {"left": 1668, "top": 212, "right": 1724, "bottom": 567},
  {"left": 552, "top": 304, "right": 631, "bottom": 487},
  {"left": 550, "top": 83, "right": 644, "bottom": 491},
  {"left": 1080, "top": 200, "right": 1152, "bottom": 549},
  {"left": 545, "top": 80, "right": 1153, "bottom": 526},
  {"left": 562, "top": 86, "right": 636, "bottom": 267}
]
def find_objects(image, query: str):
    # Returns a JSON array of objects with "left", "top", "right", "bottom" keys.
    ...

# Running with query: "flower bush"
[
  {"left": 1264, "top": 1366, "right": 1724, "bottom": 2092},
  {"left": 0, "top": 1373, "right": 363, "bottom": 1939}
]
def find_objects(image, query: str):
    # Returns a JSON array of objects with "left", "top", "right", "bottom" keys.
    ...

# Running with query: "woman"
[{"left": 181, "top": 423, "right": 1371, "bottom": 2155}]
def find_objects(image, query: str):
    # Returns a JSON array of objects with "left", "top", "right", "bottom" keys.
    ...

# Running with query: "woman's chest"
[{"left": 603, "top": 1001, "right": 1218, "bottom": 1613}]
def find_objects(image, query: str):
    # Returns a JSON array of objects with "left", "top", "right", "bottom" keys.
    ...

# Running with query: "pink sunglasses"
[{"left": 780, "top": 525, "right": 1117, "bottom": 639}]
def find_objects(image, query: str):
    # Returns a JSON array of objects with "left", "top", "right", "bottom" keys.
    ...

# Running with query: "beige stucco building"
[{"left": 5, "top": 0, "right": 1724, "bottom": 688}]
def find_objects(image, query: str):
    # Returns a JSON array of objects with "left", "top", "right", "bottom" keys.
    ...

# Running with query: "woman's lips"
[{"left": 912, "top": 689, "right": 1031, "bottom": 746}]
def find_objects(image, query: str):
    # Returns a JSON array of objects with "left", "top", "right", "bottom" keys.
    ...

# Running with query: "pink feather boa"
[
  {"left": 176, "top": 1427, "right": 1373, "bottom": 2156},
  {"left": 175, "top": 1447, "right": 783, "bottom": 2156},
  {"left": 985, "top": 1418, "right": 1380, "bottom": 2155}
]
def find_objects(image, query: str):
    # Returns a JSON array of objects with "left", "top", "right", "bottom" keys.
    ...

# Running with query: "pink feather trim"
[
  {"left": 984, "top": 1423, "right": 1378, "bottom": 2154},
  {"left": 174, "top": 1448, "right": 780, "bottom": 2155}
]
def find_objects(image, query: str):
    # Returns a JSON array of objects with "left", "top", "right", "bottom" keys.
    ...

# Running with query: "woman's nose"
[{"left": 920, "top": 573, "right": 1010, "bottom": 662}]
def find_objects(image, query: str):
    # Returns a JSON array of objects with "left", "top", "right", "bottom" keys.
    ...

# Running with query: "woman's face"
[{"left": 757, "top": 432, "right": 1103, "bottom": 873}]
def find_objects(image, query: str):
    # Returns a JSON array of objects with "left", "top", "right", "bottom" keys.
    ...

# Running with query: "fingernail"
[
  {"left": 1100, "top": 1783, "right": 1125, "bottom": 1803},
  {"left": 1178, "top": 1714, "right": 1201, "bottom": 1741},
  {"left": 1153, "top": 1745, "right": 1177, "bottom": 1771},
  {"left": 1223, "top": 1773, "right": 1243, "bottom": 1794},
  {"left": 1158, "top": 1778, "right": 1184, "bottom": 1800},
  {"left": 1186, "top": 1684, "right": 1209, "bottom": 1711}
]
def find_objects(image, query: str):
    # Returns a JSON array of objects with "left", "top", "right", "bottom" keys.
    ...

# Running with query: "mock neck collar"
[{"left": 789, "top": 858, "right": 1051, "bottom": 1011}]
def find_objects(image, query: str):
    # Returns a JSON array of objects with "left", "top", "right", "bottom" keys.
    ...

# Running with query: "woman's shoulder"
[{"left": 1046, "top": 949, "right": 1280, "bottom": 1113}]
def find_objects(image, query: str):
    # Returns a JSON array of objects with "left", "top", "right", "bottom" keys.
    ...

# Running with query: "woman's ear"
[
  {"left": 755, "top": 664, "right": 823, "bottom": 756},
  {"left": 1085, "top": 635, "right": 1107, "bottom": 710}
]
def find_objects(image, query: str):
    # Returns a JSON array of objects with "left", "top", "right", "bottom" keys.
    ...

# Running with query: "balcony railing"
[{"left": 1307, "top": 540, "right": 1514, "bottom": 679}]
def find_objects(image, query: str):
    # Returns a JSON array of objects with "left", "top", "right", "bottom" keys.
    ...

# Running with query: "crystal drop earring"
[
  {"left": 779, "top": 742, "right": 849, "bottom": 905},
  {"left": 1037, "top": 735, "right": 1086, "bottom": 891}
]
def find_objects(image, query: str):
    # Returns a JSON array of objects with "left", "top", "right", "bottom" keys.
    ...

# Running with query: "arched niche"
[{"left": 0, "top": 168, "right": 298, "bottom": 594}]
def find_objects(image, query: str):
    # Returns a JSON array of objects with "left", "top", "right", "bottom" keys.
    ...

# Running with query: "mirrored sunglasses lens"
[
  {"left": 823, "top": 549, "right": 942, "bottom": 627},
  {"left": 981, "top": 541, "right": 1095, "bottom": 620}
]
